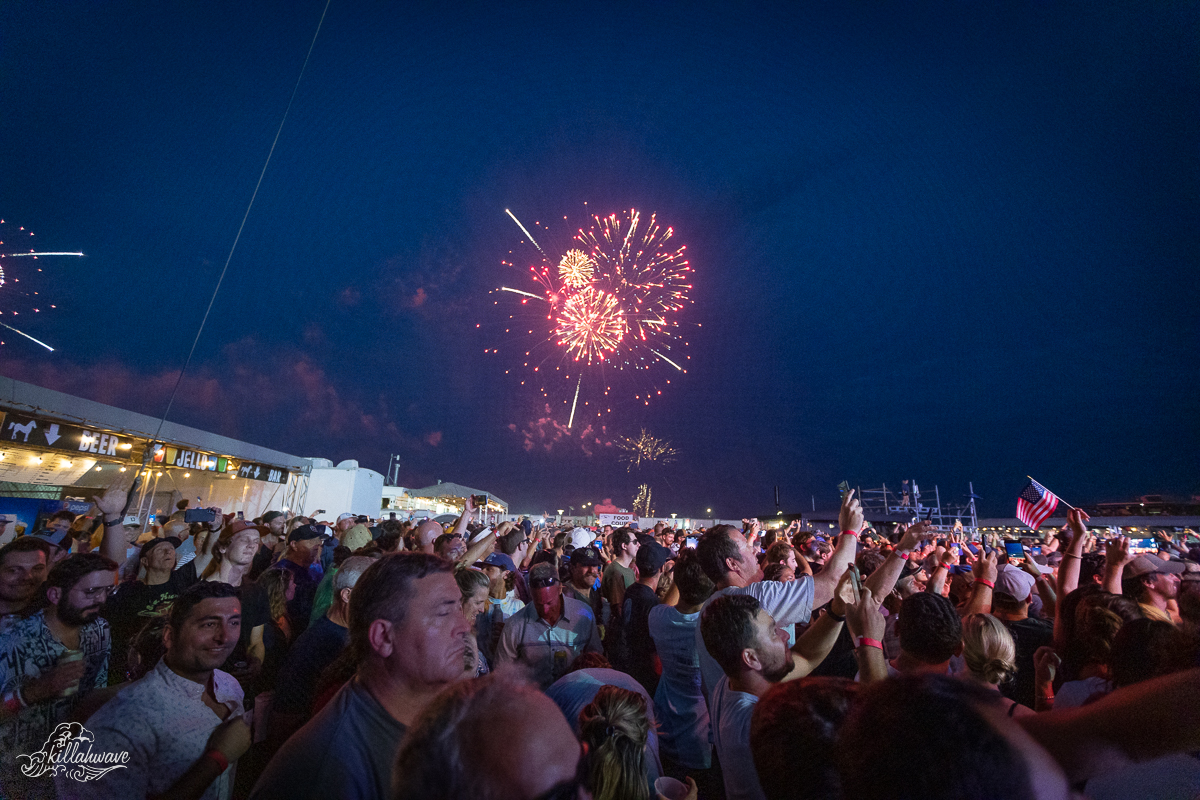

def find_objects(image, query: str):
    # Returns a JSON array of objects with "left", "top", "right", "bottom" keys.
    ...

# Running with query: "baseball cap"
[
  {"left": 635, "top": 533, "right": 656, "bottom": 548},
  {"left": 261, "top": 511, "right": 285, "bottom": 524},
  {"left": 995, "top": 564, "right": 1037, "bottom": 603},
  {"left": 568, "top": 527, "right": 596, "bottom": 550},
  {"left": 122, "top": 515, "right": 141, "bottom": 527},
  {"left": 342, "top": 524, "right": 373, "bottom": 552},
  {"left": 30, "top": 528, "right": 71, "bottom": 548},
  {"left": 570, "top": 546, "right": 602, "bottom": 568},
  {"left": 288, "top": 523, "right": 328, "bottom": 543},
  {"left": 226, "top": 519, "right": 266, "bottom": 537},
  {"left": 529, "top": 562, "right": 560, "bottom": 588},
  {"left": 470, "top": 526, "right": 494, "bottom": 543},
  {"left": 480, "top": 551, "right": 517, "bottom": 572},
  {"left": 337, "top": 513, "right": 356, "bottom": 523},
  {"left": 1125, "top": 554, "right": 1186, "bottom": 580},
  {"left": 635, "top": 542, "right": 672, "bottom": 575}
]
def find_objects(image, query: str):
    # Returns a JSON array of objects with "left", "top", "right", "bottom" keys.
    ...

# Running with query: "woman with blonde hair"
[
  {"left": 578, "top": 685, "right": 656, "bottom": 800},
  {"left": 960, "top": 613, "right": 1035, "bottom": 717}
]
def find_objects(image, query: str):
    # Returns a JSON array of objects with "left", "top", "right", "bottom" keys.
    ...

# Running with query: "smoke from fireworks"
[{"left": 615, "top": 428, "right": 677, "bottom": 472}]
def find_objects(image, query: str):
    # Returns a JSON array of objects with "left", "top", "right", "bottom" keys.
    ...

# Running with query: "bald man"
[
  {"left": 393, "top": 672, "right": 583, "bottom": 800},
  {"left": 415, "top": 520, "right": 442, "bottom": 555}
]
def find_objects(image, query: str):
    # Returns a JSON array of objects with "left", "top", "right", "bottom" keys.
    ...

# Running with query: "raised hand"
[
  {"left": 1106, "top": 536, "right": 1134, "bottom": 570},
  {"left": 95, "top": 484, "right": 128, "bottom": 517},
  {"left": 839, "top": 489, "right": 864, "bottom": 534},
  {"left": 897, "top": 520, "right": 935, "bottom": 552}
]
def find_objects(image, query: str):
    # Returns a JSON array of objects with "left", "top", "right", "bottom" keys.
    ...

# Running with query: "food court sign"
[{"left": 0, "top": 412, "right": 133, "bottom": 458}]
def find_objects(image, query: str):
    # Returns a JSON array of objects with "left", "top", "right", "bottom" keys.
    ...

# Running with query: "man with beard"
[
  {"left": 0, "top": 553, "right": 117, "bottom": 800},
  {"left": 60, "top": 581, "right": 250, "bottom": 800},
  {"left": 701, "top": 591, "right": 848, "bottom": 800}
]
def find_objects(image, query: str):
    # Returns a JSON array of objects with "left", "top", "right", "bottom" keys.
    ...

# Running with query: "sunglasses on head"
[{"left": 530, "top": 577, "right": 560, "bottom": 589}]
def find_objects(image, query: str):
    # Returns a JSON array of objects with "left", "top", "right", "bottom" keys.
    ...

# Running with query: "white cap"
[
  {"left": 470, "top": 526, "right": 493, "bottom": 543},
  {"left": 568, "top": 527, "right": 596, "bottom": 550},
  {"left": 337, "top": 513, "right": 355, "bottom": 522},
  {"left": 122, "top": 515, "right": 141, "bottom": 527}
]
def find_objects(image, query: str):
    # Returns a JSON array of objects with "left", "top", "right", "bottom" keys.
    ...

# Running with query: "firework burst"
[
  {"left": 558, "top": 249, "right": 594, "bottom": 289},
  {"left": 555, "top": 286, "right": 626, "bottom": 364},
  {"left": 615, "top": 428, "right": 677, "bottom": 472},
  {"left": 0, "top": 219, "right": 75, "bottom": 351},
  {"left": 492, "top": 206, "right": 694, "bottom": 428},
  {"left": 632, "top": 483, "right": 654, "bottom": 517}
]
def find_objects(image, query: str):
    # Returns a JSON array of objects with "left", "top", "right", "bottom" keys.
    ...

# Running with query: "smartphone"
[
  {"left": 471, "top": 494, "right": 488, "bottom": 507},
  {"left": 1004, "top": 540, "right": 1026, "bottom": 560},
  {"left": 1030, "top": 546, "right": 1042, "bottom": 556},
  {"left": 838, "top": 481, "right": 851, "bottom": 500},
  {"left": 848, "top": 565, "right": 862, "bottom": 598},
  {"left": 389, "top": 512, "right": 397, "bottom": 520},
  {"left": 237, "top": 511, "right": 244, "bottom": 520},
  {"left": 184, "top": 508, "right": 216, "bottom": 524},
  {"left": 685, "top": 536, "right": 699, "bottom": 549},
  {"left": 1128, "top": 537, "right": 1157, "bottom": 555},
  {"left": 951, "top": 543, "right": 962, "bottom": 558}
]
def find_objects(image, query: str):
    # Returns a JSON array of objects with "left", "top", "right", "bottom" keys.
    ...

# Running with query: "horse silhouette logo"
[
  {"left": 16, "top": 721, "right": 129, "bottom": 781},
  {"left": 7, "top": 419, "right": 36, "bottom": 442}
]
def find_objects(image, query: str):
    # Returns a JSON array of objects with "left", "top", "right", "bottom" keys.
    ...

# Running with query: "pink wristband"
[
  {"left": 896, "top": 551, "right": 910, "bottom": 560},
  {"left": 857, "top": 637, "right": 883, "bottom": 651},
  {"left": 975, "top": 578, "right": 994, "bottom": 589},
  {"left": 840, "top": 530, "right": 858, "bottom": 538}
]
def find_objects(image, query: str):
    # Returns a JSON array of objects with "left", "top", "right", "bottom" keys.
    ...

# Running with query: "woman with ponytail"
[
  {"left": 578, "top": 685, "right": 654, "bottom": 800},
  {"left": 961, "top": 613, "right": 1036, "bottom": 717}
]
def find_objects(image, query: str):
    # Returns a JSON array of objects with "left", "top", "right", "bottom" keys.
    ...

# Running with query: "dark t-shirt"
[
  {"left": 271, "top": 558, "right": 320, "bottom": 637},
  {"left": 249, "top": 544, "right": 276, "bottom": 581},
  {"left": 101, "top": 561, "right": 198, "bottom": 684},
  {"left": 999, "top": 615, "right": 1054, "bottom": 708},
  {"left": 248, "top": 677, "right": 407, "bottom": 800},
  {"left": 271, "top": 615, "right": 349, "bottom": 717},
  {"left": 622, "top": 582, "right": 661, "bottom": 694}
]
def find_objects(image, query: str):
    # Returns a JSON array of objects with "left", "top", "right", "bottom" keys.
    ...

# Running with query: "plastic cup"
[{"left": 654, "top": 776, "right": 688, "bottom": 800}]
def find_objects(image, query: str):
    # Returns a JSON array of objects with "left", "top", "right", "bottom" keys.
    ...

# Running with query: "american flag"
[{"left": 1016, "top": 479, "right": 1059, "bottom": 530}]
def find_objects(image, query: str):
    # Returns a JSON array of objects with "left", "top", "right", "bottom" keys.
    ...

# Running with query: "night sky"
[{"left": 2, "top": 1, "right": 1196, "bottom": 517}]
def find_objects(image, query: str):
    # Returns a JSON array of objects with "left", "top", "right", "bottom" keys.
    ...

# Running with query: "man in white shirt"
[
  {"left": 61, "top": 581, "right": 250, "bottom": 800},
  {"left": 693, "top": 491, "right": 864, "bottom": 697},
  {"left": 700, "top": 591, "right": 847, "bottom": 800}
]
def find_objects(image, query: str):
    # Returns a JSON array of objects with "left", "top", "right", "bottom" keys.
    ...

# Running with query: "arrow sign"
[{"left": 44, "top": 424, "right": 61, "bottom": 446}]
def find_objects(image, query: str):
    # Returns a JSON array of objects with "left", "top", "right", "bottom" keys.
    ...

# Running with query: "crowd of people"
[{"left": 1, "top": 487, "right": 1199, "bottom": 799}]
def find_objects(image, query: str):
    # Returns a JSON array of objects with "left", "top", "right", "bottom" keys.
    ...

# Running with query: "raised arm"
[
  {"left": 961, "top": 551, "right": 998, "bottom": 617},
  {"left": 813, "top": 491, "right": 863, "bottom": 609},
  {"left": 95, "top": 484, "right": 131, "bottom": 570},
  {"left": 452, "top": 496, "right": 476, "bottom": 538},
  {"left": 1020, "top": 667, "right": 1200, "bottom": 784},
  {"left": 1102, "top": 536, "right": 1133, "bottom": 595},
  {"left": 863, "top": 521, "right": 934, "bottom": 608},
  {"left": 1056, "top": 509, "right": 1091, "bottom": 598}
]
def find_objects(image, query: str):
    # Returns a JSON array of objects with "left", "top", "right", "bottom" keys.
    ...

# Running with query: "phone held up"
[{"left": 184, "top": 508, "right": 216, "bottom": 524}]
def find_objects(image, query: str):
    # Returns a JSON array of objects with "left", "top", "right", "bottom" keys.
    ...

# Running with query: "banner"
[
  {"left": 0, "top": 412, "right": 134, "bottom": 459},
  {"left": 598, "top": 513, "right": 634, "bottom": 527}
]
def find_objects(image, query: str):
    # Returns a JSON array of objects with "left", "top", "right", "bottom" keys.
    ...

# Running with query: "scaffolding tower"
[{"left": 858, "top": 480, "right": 979, "bottom": 532}]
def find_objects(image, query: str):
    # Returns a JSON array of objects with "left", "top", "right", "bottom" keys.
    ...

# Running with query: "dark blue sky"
[{"left": 2, "top": 1, "right": 1196, "bottom": 516}]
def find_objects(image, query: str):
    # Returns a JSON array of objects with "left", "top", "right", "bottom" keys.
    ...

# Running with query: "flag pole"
[{"left": 1027, "top": 476, "right": 1077, "bottom": 511}]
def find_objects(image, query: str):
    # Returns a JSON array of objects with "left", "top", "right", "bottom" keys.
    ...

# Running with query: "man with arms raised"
[
  {"left": 61, "top": 582, "right": 250, "bottom": 800},
  {"left": 250, "top": 553, "right": 470, "bottom": 800},
  {"left": 693, "top": 490, "right": 863, "bottom": 697}
]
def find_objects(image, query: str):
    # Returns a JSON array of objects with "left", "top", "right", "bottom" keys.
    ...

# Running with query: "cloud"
[
  {"left": 512, "top": 406, "right": 612, "bottom": 456},
  {"left": 424, "top": 430, "right": 442, "bottom": 446}
]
